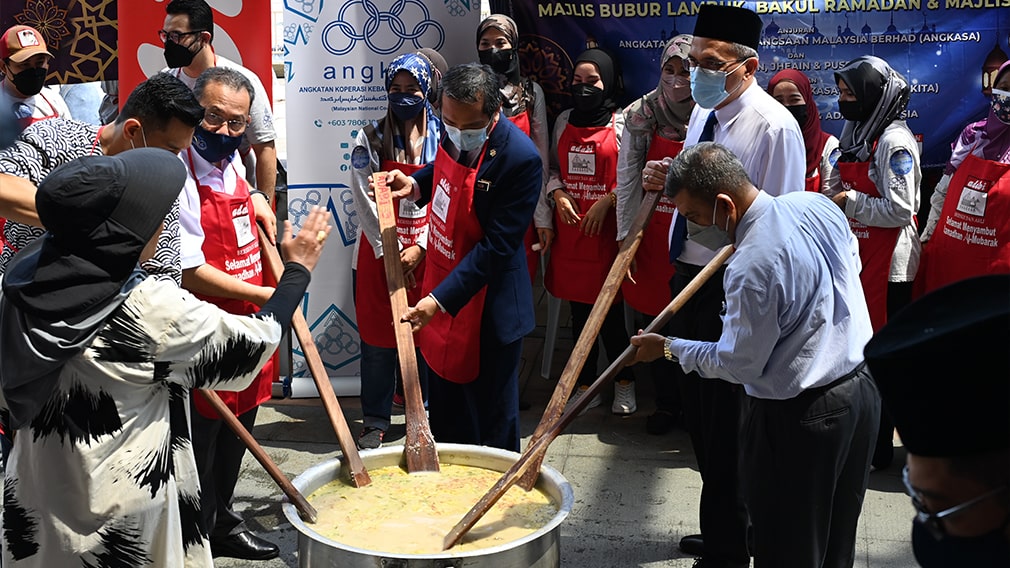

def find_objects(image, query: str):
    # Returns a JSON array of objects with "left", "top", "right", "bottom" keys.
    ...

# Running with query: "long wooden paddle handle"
[
  {"left": 444, "top": 244, "right": 735, "bottom": 550},
  {"left": 257, "top": 228, "right": 371, "bottom": 487},
  {"left": 373, "top": 171, "right": 439, "bottom": 472},
  {"left": 198, "top": 389, "right": 318, "bottom": 523},
  {"left": 518, "top": 190, "right": 663, "bottom": 491}
]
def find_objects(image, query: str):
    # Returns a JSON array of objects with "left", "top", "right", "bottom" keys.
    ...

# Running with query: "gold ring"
[{"left": 316, "top": 230, "right": 327, "bottom": 242}]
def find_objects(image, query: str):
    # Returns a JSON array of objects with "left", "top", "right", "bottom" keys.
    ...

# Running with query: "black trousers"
[
  {"left": 669, "top": 261, "right": 750, "bottom": 567},
  {"left": 742, "top": 366, "right": 881, "bottom": 568},
  {"left": 190, "top": 403, "right": 260, "bottom": 540},
  {"left": 569, "top": 300, "right": 634, "bottom": 387}
]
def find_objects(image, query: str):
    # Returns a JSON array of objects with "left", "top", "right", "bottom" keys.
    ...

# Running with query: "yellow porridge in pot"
[{"left": 307, "top": 463, "right": 558, "bottom": 554}]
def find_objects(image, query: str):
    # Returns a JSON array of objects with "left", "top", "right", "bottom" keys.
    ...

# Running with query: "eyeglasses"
[
  {"left": 902, "top": 465, "right": 1009, "bottom": 540},
  {"left": 158, "top": 29, "right": 206, "bottom": 44},
  {"left": 684, "top": 56, "right": 750, "bottom": 73},
  {"left": 202, "top": 111, "right": 248, "bottom": 135}
]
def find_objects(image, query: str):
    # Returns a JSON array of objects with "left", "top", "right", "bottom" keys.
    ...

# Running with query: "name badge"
[
  {"left": 233, "top": 210, "right": 255, "bottom": 247},
  {"left": 432, "top": 185, "right": 450, "bottom": 223},
  {"left": 476, "top": 179, "right": 491, "bottom": 192}
]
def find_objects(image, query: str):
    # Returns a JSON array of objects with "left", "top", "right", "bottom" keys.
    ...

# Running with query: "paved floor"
[{"left": 215, "top": 282, "right": 918, "bottom": 568}]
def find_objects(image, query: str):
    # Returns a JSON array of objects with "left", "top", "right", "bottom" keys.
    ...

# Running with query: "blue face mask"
[
  {"left": 690, "top": 61, "right": 746, "bottom": 110},
  {"left": 444, "top": 121, "right": 490, "bottom": 152},
  {"left": 388, "top": 92, "right": 425, "bottom": 121},
  {"left": 192, "top": 125, "right": 243, "bottom": 164}
]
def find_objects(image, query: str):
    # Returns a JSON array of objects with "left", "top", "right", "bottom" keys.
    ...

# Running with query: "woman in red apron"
[
  {"left": 475, "top": 14, "right": 550, "bottom": 283},
  {"left": 349, "top": 53, "right": 440, "bottom": 449},
  {"left": 616, "top": 35, "right": 694, "bottom": 429},
  {"left": 544, "top": 48, "right": 635, "bottom": 413},
  {"left": 831, "top": 55, "right": 921, "bottom": 471},
  {"left": 768, "top": 69, "right": 839, "bottom": 194},
  {"left": 919, "top": 60, "right": 1010, "bottom": 294}
]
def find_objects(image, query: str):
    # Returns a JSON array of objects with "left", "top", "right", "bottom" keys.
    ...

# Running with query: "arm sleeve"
[
  {"left": 615, "top": 114, "right": 647, "bottom": 241},
  {"left": 177, "top": 160, "right": 208, "bottom": 270},
  {"left": 921, "top": 172, "right": 951, "bottom": 242},
  {"left": 546, "top": 112, "right": 568, "bottom": 196},
  {"left": 257, "top": 261, "right": 311, "bottom": 328},
  {"left": 818, "top": 136, "right": 839, "bottom": 194},
  {"left": 349, "top": 127, "right": 385, "bottom": 259},
  {"left": 844, "top": 128, "right": 920, "bottom": 229},
  {"left": 755, "top": 123, "right": 806, "bottom": 196}
]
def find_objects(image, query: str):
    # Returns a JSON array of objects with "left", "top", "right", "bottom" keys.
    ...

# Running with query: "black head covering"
[
  {"left": 834, "top": 56, "right": 910, "bottom": 162},
  {"left": 569, "top": 47, "right": 622, "bottom": 128},
  {"left": 693, "top": 5, "right": 762, "bottom": 51},
  {"left": 0, "top": 148, "right": 186, "bottom": 428},
  {"left": 864, "top": 274, "right": 1010, "bottom": 458}
]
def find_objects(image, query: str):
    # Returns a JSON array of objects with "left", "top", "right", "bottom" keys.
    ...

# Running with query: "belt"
[{"left": 805, "top": 361, "right": 866, "bottom": 398}]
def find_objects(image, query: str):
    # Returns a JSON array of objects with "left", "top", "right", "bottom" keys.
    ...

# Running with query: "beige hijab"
[{"left": 624, "top": 35, "right": 694, "bottom": 142}]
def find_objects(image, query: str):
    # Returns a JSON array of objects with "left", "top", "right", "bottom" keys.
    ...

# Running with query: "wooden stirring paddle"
[
  {"left": 442, "top": 244, "right": 736, "bottom": 550},
  {"left": 517, "top": 190, "right": 663, "bottom": 491},
  {"left": 373, "top": 171, "right": 440, "bottom": 472},
  {"left": 257, "top": 228, "right": 371, "bottom": 487}
]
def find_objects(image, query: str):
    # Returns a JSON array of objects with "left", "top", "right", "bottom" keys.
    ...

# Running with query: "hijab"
[
  {"left": 370, "top": 52, "right": 440, "bottom": 165},
  {"left": 0, "top": 148, "right": 185, "bottom": 428},
  {"left": 768, "top": 68, "right": 834, "bottom": 177},
  {"left": 569, "top": 47, "right": 622, "bottom": 128},
  {"left": 624, "top": 34, "right": 694, "bottom": 142},
  {"left": 476, "top": 14, "right": 533, "bottom": 116},
  {"left": 946, "top": 60, "right": 1010, "bottom": 173},
  {"left": 835, "top": 55, "right": 910, "bottom": 163}
]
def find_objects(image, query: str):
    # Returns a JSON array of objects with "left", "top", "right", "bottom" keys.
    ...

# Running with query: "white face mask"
[
  {"left": 688, "top": 196, "right": 733, "bottom": 250},
  {"left": 444, "top": 120, "right": 490, "bottom": 152},
  {"left": 129, "top": 126, "right": 149, "bottom": 150}
]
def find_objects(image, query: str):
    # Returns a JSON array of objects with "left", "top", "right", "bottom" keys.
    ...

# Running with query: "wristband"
[{"left": 250, "top": 189, "right": 270, "bottom": 203}]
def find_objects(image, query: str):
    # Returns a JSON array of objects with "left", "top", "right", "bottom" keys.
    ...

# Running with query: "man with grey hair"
[
  {"left": 379, "top": 63, "right": 542, "bottom": 452},
  {"left": 632, "top": 142, "right": 880, "bottom": 568},
  {"left": 178, "top": 66, "right": 279, "bottom": 561},
  {"left": 637, "top": 4, "right": 806, "bottom": 565}
]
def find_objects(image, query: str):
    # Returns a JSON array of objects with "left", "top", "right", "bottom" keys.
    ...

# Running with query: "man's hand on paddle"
[
  {"left": 368, "top": 169, "right": 414, "bottom": 200},
  {"left": 402, "top": 294, "right": 439, "bottom": 332},
  {"left": 629, "top": 330, "right": 668, "bottom": 364}
]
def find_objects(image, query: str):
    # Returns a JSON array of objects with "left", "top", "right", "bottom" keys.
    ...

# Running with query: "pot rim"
[{"left": 282, "top": 443, "right": 574, "bottom": 559}]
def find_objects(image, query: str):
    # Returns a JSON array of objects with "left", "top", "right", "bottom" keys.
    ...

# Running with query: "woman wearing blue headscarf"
[{"left": 349, "top": 52, "right": 441, "bottom": 449}]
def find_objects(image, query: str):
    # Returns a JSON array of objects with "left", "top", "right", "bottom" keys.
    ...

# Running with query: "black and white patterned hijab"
[{"left": 835, "top": 55, "right": 910, "bottom": 163}]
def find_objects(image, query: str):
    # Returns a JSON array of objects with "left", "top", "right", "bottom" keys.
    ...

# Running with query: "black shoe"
[
  {"left": 679, "top": 534, "right": 704, "bottom": 557},
  {"left": 357, "top": 427, "right": 384, "bottom": 450},
  {"left": 646, "top": 409, "right": 679, "bottom": 435},
  {"left": 211, "top": 531, "right": 280, "bottom": 560}
]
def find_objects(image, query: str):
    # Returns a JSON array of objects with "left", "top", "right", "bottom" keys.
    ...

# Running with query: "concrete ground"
[{"left": 215, "top": 284, "right": 917, "bottom": 568}]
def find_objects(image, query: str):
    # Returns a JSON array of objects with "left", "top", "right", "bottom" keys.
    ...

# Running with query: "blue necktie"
[{"left": 669, "top": 112, "right": 719, "bottom": 262}]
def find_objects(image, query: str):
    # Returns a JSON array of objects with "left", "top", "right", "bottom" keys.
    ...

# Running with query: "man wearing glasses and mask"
[
  {"left": 865, "top": 274, "right": 1010, "bottom": 567},
  {"left": 177, "top": 66, "right": 280, "bottom": 561},
  {"left": 159, "top": 0, "right": 277, "bottom": 207}
]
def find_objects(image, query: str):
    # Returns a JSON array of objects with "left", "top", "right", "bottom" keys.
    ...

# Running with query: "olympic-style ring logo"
[{"left": 321, "top": 0, "right": 445, "bottom": 56}]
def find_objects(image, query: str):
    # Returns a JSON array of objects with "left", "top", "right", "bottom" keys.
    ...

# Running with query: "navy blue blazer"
[{"left": 412, "top": 113, "right": 542, "bottom": 346}]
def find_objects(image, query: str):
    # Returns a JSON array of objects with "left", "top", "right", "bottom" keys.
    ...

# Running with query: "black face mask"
[
  {"left": 9, "top": 67, "right": 47, "bottom": 97},
  {"left": 570, "top": 83, "right": 605, "bottom": 113},
  {"left": 838, "top": 100, "right": 870, "bottom": 122},
  {"left": 911, "top": 518, "right": 1010, "bottom": 568},
  {"left": 786, "top": 104, "right": 808, "bottom": 126},
  {"left": 478, "top": 48, "right": 519, "bottom": 82},
  {"left": 163, "top": 39, "right": 200, "bottom": 69}
]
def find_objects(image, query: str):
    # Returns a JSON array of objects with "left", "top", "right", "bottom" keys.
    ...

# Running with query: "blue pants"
[{"left": 359, "top": 342, "right": 428, "bottom": 431}]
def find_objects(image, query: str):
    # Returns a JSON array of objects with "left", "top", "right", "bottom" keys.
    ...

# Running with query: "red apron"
[
  {"left": 186, "top": 149, "right": 277, "bottom": 418},
  {"left": 509, "top": 110, "right": 541, "bottom": 284},
  {"left": 917, "top": 152, "right": 1010, "bottom": 294},
  {"left": 836, "top": 160, "right": 901, "bottom": 332},
  {"left": 418, "top": 143, "right": 489, "bottom": 383},
  {"left": 545, "top": 117, "right": 620, "bottom": 304},
  {"left": 804, "top": 169, "right": 822, "bottom": 193},
  {"left": 355, "top": 160, "right": 428, "bottom": 347},
  {"left": 621, "top": 134, "right": 682, "bottom": 315}
]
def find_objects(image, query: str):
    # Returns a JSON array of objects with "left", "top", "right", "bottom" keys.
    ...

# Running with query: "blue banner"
[{"left": 511, "top": 1, "right": 1010, "bottom": 167}]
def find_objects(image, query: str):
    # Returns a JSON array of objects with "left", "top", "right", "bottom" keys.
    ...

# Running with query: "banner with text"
[
  {"left": 282, "top": 0, "right": 480, "bottom": 395},
  {"left": 512, "top": 0, "right": 1010, "bottom": 167}
]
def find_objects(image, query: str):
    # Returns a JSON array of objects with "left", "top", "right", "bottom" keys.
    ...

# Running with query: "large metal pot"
[{"left": 283, "top": 443, "right": 574, "bottom": 567}]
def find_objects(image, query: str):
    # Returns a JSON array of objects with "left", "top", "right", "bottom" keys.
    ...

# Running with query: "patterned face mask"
[{"left": 991, "top": 88, "right": 1010, "bottom": 125}]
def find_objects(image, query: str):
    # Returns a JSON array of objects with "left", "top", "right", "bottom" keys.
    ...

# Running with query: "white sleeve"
[{"left": 177, "top": 156, "right": 207, "bottom": 269}]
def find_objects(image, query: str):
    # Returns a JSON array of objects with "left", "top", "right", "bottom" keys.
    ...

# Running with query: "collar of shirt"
[{"left": 734, "top": 190, "right": 772, "bottom": 244}]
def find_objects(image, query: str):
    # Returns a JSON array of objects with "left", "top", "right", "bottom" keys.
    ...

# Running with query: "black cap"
[
  {"left": 693, "top": 5, "right": 763, "bottom": 51},
  {"left": 864, "top": 274, "right": 1010, "bottom": 458},
  {"left": 37, "top": 147, "right": 186, "bottom": 249}
]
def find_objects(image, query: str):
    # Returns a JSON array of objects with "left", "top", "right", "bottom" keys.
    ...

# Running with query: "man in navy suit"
[{"left": 379, "top": 63, "right": 542, "bottom": 452}]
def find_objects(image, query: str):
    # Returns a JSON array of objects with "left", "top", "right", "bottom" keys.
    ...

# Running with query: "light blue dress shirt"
[{"left": 671, "top": 191, "right": 873, "bottom": 400}]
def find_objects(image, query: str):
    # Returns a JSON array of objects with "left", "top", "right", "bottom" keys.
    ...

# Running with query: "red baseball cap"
[{"left": 1, "top": 25, "right": 53, "bottom": 63}]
